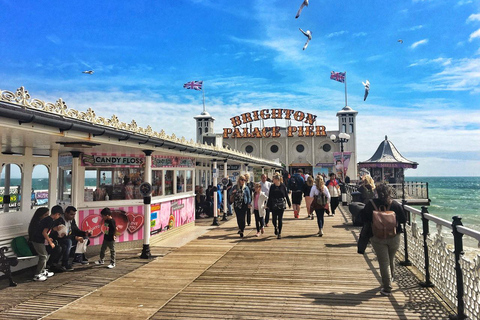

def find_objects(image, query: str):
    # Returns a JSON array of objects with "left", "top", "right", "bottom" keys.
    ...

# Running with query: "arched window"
[
  {"left": 0, "top": 163, "right": 23, "bottom": 213},
  {"left": 32, "top": 164, "right": 50, "bottom": 209},
  {"left": 198, "top": 128, "right": 202, "bottom": 136},
  {"left": 342, "top": 124, "right": 346, "bottom": 133},
  {"left": 349, "top": 124, "right": 354, "bottom": 133},
  {"left": 204, "top": 127, "right": 208, "bottom": 133}
]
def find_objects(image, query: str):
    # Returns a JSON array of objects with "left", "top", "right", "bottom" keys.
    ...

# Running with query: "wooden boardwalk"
[{"left": 1, "top": 206, "right": 450, "bottom": 320}]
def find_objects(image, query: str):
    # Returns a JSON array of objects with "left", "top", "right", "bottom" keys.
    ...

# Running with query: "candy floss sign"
[
  {"left": 150, "top": 197, "right": 195, "bottom": 236},
  {"left": 78, "top": 206, "right": 145, "bottom": 245}
]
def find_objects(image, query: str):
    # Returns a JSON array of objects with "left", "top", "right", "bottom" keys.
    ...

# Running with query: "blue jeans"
[
  {"left": 314, "top": 208, "right": 326, "bottom": 230},
  {"left": 58, "top": 237, "right": 73, "bottom": 267}
]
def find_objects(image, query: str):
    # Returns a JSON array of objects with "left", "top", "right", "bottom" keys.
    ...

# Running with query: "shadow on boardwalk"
[{"left": 0, "top": 205, "right": 453, "bottom": 320}]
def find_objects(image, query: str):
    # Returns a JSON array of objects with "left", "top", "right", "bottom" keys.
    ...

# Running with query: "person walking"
[
  {"left": 266, "top": 174, "right": 291, "bottom": 239},
  {"left": 231, "top": 175, "right": 252, "bottom": 238},
  {"left": 244, "top": 173, "right": 255, "bottom": 226},
  {"left": 260, "top": 174, "right": 272, "bottom": 227},
  {"left": 361, "top": 183, "right": 406, "bottom": 296},
  {"left": 358, "top": 174, "right": 376, "bottom": 204},
  {"left": 303, "top": 176, "right": 314, "bottom": 219},
  {"left": 289, "top": 169, "right": 305, "bottom": 218},
  {"left": 252, "top": 183, "right": 268, "bottom": 237},
  {"left": 325, "top": 173, "right": 341, "bottom": 216},
  {"left": 310, "top": 176, "right": 331, "bottom": 236}
]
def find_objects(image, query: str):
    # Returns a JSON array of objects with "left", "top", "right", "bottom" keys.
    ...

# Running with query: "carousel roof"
[{"left": 358, "top": 136, "right": 418, "bottom": 169}]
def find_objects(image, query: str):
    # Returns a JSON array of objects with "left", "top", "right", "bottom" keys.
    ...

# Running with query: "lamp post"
[{"left": 331, "top": 133, "right": 350, "bottom": 206}]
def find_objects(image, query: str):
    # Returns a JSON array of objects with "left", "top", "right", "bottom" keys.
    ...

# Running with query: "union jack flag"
[
  {"left": 183, "top": 80, "right": 203, "bottom": 90},
  {"left": 330, "top": 71, "right": 346, "bottom": 83}
]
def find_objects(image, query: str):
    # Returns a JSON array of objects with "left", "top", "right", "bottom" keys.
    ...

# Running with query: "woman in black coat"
[{"left": 266, "top": 174, "right": 291, "bottom": 239}]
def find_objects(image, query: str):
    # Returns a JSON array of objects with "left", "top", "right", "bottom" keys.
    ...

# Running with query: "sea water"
[{"left": 405, "top": 177, "right": 480, "bottom": 233}]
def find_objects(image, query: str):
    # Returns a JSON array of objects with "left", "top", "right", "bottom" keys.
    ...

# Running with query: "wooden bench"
[{"left": 0, "top": 237, "right": 37, "bottom": 287}]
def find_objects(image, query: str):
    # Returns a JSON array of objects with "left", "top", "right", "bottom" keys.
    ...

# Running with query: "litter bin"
[{"left": 351, "top": 191, "right": 362, "bottom": 203}]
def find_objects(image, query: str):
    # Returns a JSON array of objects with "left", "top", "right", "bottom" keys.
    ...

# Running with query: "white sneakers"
[
  {"left": 43, "top": 270, "right": 54, "bottom": 278},
  {"left": 318, "top": 228, "right": 324, "bottom": 237},
  {"left": 33, "top": 274, "right": 47, "bottom": 282},
  {"left": 96, "top": 260, "right": 115, "bottom": 268},
  {"left": 33, "top": 269, "right": 54, "bottom": 281}
]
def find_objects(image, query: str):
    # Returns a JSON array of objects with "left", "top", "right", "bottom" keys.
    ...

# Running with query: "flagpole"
[
  {"left": 344, "top": 71, "right": 348, "bottom": 107},
  {"left": 202, "top": 82, "right": 206, "bottom": 112}
]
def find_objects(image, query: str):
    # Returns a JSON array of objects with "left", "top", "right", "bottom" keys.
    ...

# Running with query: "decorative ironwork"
[
  {"left": 399, "top": 209, "right": 480, "bottom": 319},
  {"left": 0, "top": 87, "right": 279, "bottom": 166}
]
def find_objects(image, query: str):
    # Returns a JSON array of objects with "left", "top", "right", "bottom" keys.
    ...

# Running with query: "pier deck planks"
[{"left": 2, "top": 206, "right": 450, "bottom": 320}]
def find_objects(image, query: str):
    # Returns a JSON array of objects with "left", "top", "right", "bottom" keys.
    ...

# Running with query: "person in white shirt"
[
  {"left": 260, "top": 174, "right": 272, "bottom": 226},
  {"left": 310, "top": 176, "right": 331, "bottom": 236}
]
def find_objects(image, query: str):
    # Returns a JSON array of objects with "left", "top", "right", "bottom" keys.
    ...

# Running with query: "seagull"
[
  {"left": 397, "top": 39, "right": 403, "bottom": 44},
  {"left": 295, "top": 0, "right": 309, "bottom": 19},
  {"left": 299, "top": 28, "right": 312, "bottom": 50},
  {"left": 82, "top": 70, "right": 94, "bottom": 74},
  {"left": 362, "top": 80, "right": 370, "bottom": 101}
]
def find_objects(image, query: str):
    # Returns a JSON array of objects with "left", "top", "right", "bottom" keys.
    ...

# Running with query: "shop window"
[
  {"left": 176, "top": 170, "right": 185, "bottom": 193},
  {"left": 152, "top": 170, "right": 163, "bottom": 197},
  {"left": 186, "top": 170, "right": 193, "bottom": 192},
  {"left": 296, "top": 144, "right": 305, "bottom": 153},
  {"left": 270, "top": 145, "right": 279, "bottom": 153},
  {"left": 84, "top": 167, "right": 144, "bottom": 201},
  {"left": 58, "top": 168, "right": 72, "bottom": 204},
  {"left": 32, "top": 165, "right": 49, "bottom": 208},
  {"left": 165, "top": 170, "right": 174, "bottom": 195},
  {"left": 0, "top": 163, "right": 22, "bottom": 213},
  {"left": 245, "top": 145, "right": 254, "bottom": 153}
]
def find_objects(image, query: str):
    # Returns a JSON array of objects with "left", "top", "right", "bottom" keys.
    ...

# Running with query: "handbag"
[{"left": 272, "top": 198, "right": 286, "bottom": 210}]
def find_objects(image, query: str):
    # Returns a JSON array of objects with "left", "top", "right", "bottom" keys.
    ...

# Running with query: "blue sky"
[{"left": 1, "top": 0, "right": 479, "bottom": 176}]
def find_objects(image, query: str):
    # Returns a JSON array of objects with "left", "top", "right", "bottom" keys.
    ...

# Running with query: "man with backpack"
[{"left": 288, "top": 169, "right": 305, "bottom": 218}]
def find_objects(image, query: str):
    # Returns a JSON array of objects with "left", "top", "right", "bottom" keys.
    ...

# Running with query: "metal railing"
[{"left": 344, "top": 185, "right": 479, "bottom": 319}]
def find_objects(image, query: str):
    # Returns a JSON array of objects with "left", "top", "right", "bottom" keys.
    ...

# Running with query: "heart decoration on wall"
[{"left": 126, "top": 212, "right": 144, "bottom": 234}]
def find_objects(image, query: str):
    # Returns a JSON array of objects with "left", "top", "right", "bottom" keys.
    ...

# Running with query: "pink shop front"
[{"left": 76, "top": 153, "right": 196, "bottom": 246}]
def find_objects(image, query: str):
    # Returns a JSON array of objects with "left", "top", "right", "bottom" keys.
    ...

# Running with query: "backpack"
[
  {"left": 315, "top": 193, "right": 328, "bottom": 206},
  {"left": 11, "top": 236, "right": 34, "bottom": 257},
  {"left": 370, "top": 200, "right": 397, "bottom": 239}
]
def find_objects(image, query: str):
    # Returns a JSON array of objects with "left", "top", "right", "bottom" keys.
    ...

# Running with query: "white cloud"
[
  {"left": 408, "top": 58, "right": 480, "bottom": 93},
  {"left": 467, "top": 13, "right": 480, "bottom": 23},
  {"left": 469, "top": 28, "right": 480, "bottom": 41},
  {"left": 46, "top": 35, "right": 61, "bottom": 45},
  {"left": 326, "top": 31, "right": 347, "bottom": 38},
  {"left": 410, "top": 39, "right": 429, "bottom": 49},
  {"left": 353, "top": 32, "right": 367, "bottom": 37},
  {"left": 408, "top": 57, "right": 452, "bottom": 67}
]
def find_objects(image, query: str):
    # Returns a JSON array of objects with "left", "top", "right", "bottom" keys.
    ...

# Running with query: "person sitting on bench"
[{"left": 51, "top": 205, "right": 91, "bottom": 271}]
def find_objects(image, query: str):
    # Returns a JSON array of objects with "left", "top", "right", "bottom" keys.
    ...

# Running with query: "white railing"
[{"left": 397, "top": 202, "right": 480, "bottom": 320}]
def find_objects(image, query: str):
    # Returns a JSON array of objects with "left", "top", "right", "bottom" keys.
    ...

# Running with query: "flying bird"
[
  {"left": 82, "top": 70, "right": 94, "bottom": 74},
  {"left": 397, "top": 39, "right": 403, "bottom": 44},
  {"left": 362, "top": 80, "right": 370, "bottom": 101},
  {"left": 299, "top": 28, "right": 312, "bottom": 50},
  {"left": 295, "top": 0, "right": 309, "bottom": 19}
]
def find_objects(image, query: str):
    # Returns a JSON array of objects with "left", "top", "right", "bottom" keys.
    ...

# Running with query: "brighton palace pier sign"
[{"left": 223, "top": 109, "right": 326, "bottom": 139}]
